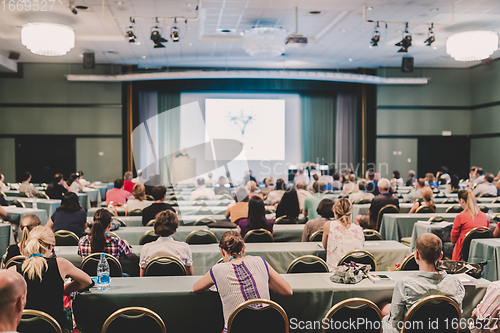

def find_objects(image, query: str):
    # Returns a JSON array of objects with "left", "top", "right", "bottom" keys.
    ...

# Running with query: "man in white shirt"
[
  {"left": 0, "top": 174, "right": 8, "bottom": 192},
  {"left": 0, "top": 270, "right": 27, "bottom": 333},
  {"left": 473, "top": 173, "right": 497, "bottom": 197},
  {"left": 18, "top": 172, "right": 39, "bottom": 198},
  {"left": 295, "top": 181, "right": 312, "bottom": 210},
  {"left": 473, "top": 168, "right": 486, "bottom": 186},
  {"left": 294, "top": 170, "right": 310, "bottom": 185},
  {"left": 190, "top": 178, "right": 216, "bottom": 201},
  {"left": 348, "top": 179, "right": 374, "bottom": 203},
  {"left": 403, "top": 178, "right": 425, "bottom": 203}
]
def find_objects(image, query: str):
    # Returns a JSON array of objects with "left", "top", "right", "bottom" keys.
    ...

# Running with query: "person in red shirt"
[
  {"left": 450, "top": 189, "right": 490, "bottom": 261},
  {"left": 123, "top": 171, "right": 134, "bottom": 194},
  {"left": 106, "top": 179, "right": 131, "bottom": 206}
]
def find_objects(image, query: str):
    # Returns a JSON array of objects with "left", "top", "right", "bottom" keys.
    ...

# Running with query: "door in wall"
[
  {"left": 15, "top": 136, "right": 76, "bottom": 184},
  {"left": 417, "top": 136, "right": 470, "bottom": 180}
]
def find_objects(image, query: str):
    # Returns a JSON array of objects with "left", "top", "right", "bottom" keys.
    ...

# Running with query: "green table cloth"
[
  {"left": 0, "top": 223, "right": 12, "bottom": 259},
  {"left": 409, "top": 221, "right": 454, "bottom": 249},
  {"left": 469, "top": 238, "right": 500, "bottom": 282},
  {"left": 87, "top": 205, "right": 229, "bottom": 217},
  {"left": 87, "top": 214, "right": 276, "bottom": 226},
  {"left": 6, "top": 197, "right": 61, "bottom": 219},
  {"left": 81, "top": 188, "right": 101, "bottom": 205},
  {"left": 4, "top": 206, "right": 48, "bottom": 225},
  {"left": 380, "top": 213, "right": 457, "bottom": 241}
]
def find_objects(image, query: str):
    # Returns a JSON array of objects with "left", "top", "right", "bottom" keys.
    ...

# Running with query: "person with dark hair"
[
  {"left": 67, "top": 173, "right": 83, "bottom": 193},
  {"left": 0, "top": 173, "right": 8, "bottom": 192},
  {"left": 275, "top": 188, "right": 300, "bottom": 220},
  {"left": 46, "top": 192, "right": 87, "bottom": 237},
  {"left": 193, "top": 231, "right": 292, "bottom": 332},
  {"left": 18, "top": 172, "right": 39, "bottom": 198},
  {"left": 381, "top": 233, "right": 464, "bottom": 332},
  {"left": 349, "top": 179, "right": 374, "bottom": 203},
  {"left": 445, "top": 174, "right": 460, "bottom": 194},
  {"left": 260, "top": 177, "right": 275, "bottom": 197},
  {"left": 0, "top": 192, "right": 8, "bottom": 207},
  {"left": 190, "top": 178, "right": 216, "bottom": 201},
  {"left": 472, "top": 167, "right": 485, "bottom": 186},
  {"left": 331, "top": 173, "right": 342, "bottom": 190},
  {"left": 473, "top": 173, "right": 497, "bottom": 197},
  {"left": 403, "top": 178, "right": 426, "bottom": 203},
  {"left": 78, "top": 209, "right": 131, "bottom": 260},
  {"left": 301, "top": 198, "right": 334, "bottom": 242},
  {"left": 405, "top": 170, "right": 416, "bottom": 187},
  {"left": 365, "top": 170, "right": 379, "bottom": 195},
  {"left": 46, "top": 173, "right": 69, "bottom": 199},
  {"left": 141, "top": 185, "right": 175, "bottom": 226},
  {"left": 236, "top": 197, "right": 274, "bottom": 238},
  {"left": 265, "top": 178, "right": 286, "bottom": 205},
  {"left": 139, "top": 210, "right": 193, "bottom": 276},
  {"left": 303, "top": 181, "right": 325, "bottom": 220},
  {"left": 391, "top": 170, "right": 404, "bottom": 187},
  {"left": 106, "top": 178, "right": 130, "bottom": 206},
  {"left": 436, "top": 166, "right": 451, "bottom": 184},
  {"left": 225, "top": 187, "right": 250, "bottom": 223},
  {"left": 356, "top": 178, "right": 399, "bottom": 230}
]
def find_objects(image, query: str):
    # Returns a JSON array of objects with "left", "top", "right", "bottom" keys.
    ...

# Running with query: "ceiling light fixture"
[
  {"left": 447, "top": 31, "right": 499, "bottom": 61},
  {"left": 395, "top": 22, "right": 412, "bottom": 52},
  {"left": 171, "top": 18, "right": 179, "bottom": 42},
  {"left": 21, "top": 22, "right": 75, "bottom": 56},
  {"left": 242, "top": 27, "right": 288, "bottom": 57},
  {"left": 150, "top": 18, "right": 167, "bottom": 48},
  {"left": 371, "top": 21, "right": 380, "bottom": 46},
  {"left": 424, "top": 23, "right": 435, "bottom": 46},
  {"left": 125, "top": 17, "right": 136, "bottom": 43}
]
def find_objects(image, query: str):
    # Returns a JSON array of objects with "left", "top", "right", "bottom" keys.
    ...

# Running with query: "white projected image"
[{"left": 205, "top": 99, "right": 285, "bottom": 160}]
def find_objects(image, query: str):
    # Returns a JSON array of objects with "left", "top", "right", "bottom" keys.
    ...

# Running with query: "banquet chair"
[
  {"left": 139, "top": 230, "right": 159, "bottom": 245},
  {"left": 322, "top": 298, "right": 382, "bottom": 333},
  {"left": 397, "top": 253, "right": 419, "bottom": 271},
  {"left": 146, "top": 219, "right": 156, "bottom": 226},
  {"left": 375, "top": 204, "right": 399, "bottom": 231},
  {"left": 193, "top": 200, "right": 208, "bottom": 207},
  {"left": 275, "top": 216, "right": 298, "bottom": 224},
  {"left": 185, "top": 229, "right": 218, "bottom": 245},
  {"left": 308, "top": 230, "right": 323, "bottom": 242},
  {"left": 101, "top": 307, "right": 166, "bottom": 333},
  {"left": 338, "top": 250, "right": 377, "bottom": 271},
  {"left": 4, "top": 255, "right": 25, "bottom": 269},
  {"left": 460, "top": 226, "right": 492, "bottom": 261},
  {"left": 146, "top": 195, "right": 154, "bottom": 201},
  {"left": 493, "top": 213, "right": 500, "bottom": 222},
  {"left": 445, "top": 205, "right": 463, "bottom": 213},
  {"left": 144, "top": 256, "right": 186, "bottom": 276},
  {"left": 54, "top": 230, "right": 80, "bottom": 246},
  {"left": 194, "top": 207, "right": 215, "bottom": 215},
  {"left": 227, "top": 299, "right": 289, "bottom": 333},
  {"left": 12, "top": 199, "right": 25, "bottom": 208},
  {"left": 479, "top": 193, "right": 496, "bottom": 198},
  {"left": 286, "top": 255, "right": 328, "bottom": 274},
  {"left": 81, "top": 253, "right": 123, "bottom": 277},
  {"left": 442, "top": 198, "right": 458, "bottom": 204},
  {"left": 128, "top": 209, "right": 143, "bottom": 216},
  {"left": 193, "top": 217, "right": 217, "bottom": 226},
  {"left": 38, "top": 192, "right": 50, "bottom": 199},
  {"left": 243, "top": 229, "right": 274, "bottom": 243},
  {"left": 400, "top": 295, "right": 460, "bottom": 333},
  {"left": 354, "top": 198, "right": 372, "bottom": 204},
  {"left": 194, "top": 196, "right": 210, "bottom": 201},
  {"left": 415, "top": 205, "right": 437, "bottom": 213},
  {"left": 478, "top": 205, "right": 489, "bottom": 213},
  {"left": 435, "top": 193, "right": 447, "bottom": 198},
  {"left": 363, "top": 229, "right": 383, "bottom": 241},
  {"left": 217, "top": 200, "right": 232, "bottom": 206},
  {"left": 428, "top": 215, "right": 445, "bottom": 222},
  {"left": 18, "top": 309, "right": 62, "bottom": 333},
  {"left": 491, "top": 198, "right": 500, "bottom": 204},
  {"left": 112, "top": 217, "right": 126, "bottom": 226},
  {"left": 166, "top": 200, "right": 179, "bottom": 206},
  {"left": 108, "top": 232, "right": 120, "bottom": 239},
  {"left": 220, "top": 194, "right": 234, "bottom": 200}
]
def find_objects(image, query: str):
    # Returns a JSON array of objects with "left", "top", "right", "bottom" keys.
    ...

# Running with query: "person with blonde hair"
[
  {"left": 246, "top": 180, "right": 263, "bottom": 199},
  {"left": 126, "top": 183, "right": 152, "bottom": 212},
  {"left": 10, "top": 226, "right": 92, "bottom": 329},
  {"left": 451, "top": 189, "right": 490, "bottom": 261},
  {"left": 426, "top": 173, "right": 438, "bottom": 188},
  {"left": 322, "top": 198, "right": 364, "bottom": 271},
  {"left": 3, "top": 214, "right": 41, "bottom": 264},
  {"left": 409, "top": 187, "right": 436, "bottom": 213}
]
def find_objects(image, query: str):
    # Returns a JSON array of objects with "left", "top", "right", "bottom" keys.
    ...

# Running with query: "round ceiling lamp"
[
  {"left": 242, "top": 27, "right": 288, "bottom": 57},
  {"left": 446, "top": 31, "right": 498, "bottom": 61},
  {"left": 21, "top": 23, "right": 75, "bottom": 56}
]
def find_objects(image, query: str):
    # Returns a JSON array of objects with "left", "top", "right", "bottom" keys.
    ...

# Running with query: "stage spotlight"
[
  {"left": 371, "top": 22, "right": 380, "bottom": 47},
  {"left": 171, "top": 27, "right": 179, "bottom": 42},
  {"left": 424, "top": 23, "right": 435, "bottom": 46},
  {"left": 126, "top": 18, "right": 136, "bottom": 43},
  {"left": 151, "top": 29, "right": 168, "bottom": 48},
  {"left": 70, "top": 5, "right": 77, "bottom": 14},
  {"left": 395, "top": 23, "right": 412, "bottom": 52}
]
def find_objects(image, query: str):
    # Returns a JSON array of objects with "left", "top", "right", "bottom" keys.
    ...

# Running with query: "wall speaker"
[
  {"left": 8, "top": 51, "right": 20, "bottom": 60},
  {"left": 401, "top": 56, "right": 414, "bottom": 73},
  {"left": 83, "top": 52, "right": 95, "bottom": 69}
]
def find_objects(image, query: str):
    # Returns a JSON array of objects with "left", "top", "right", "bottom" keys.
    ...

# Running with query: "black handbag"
[{"left": 435, "top": 260, "right": 487, "bottom": 279}]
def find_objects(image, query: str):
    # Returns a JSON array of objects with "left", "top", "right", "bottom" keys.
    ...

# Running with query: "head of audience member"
[
  {"left": 485, "top": 173, "right": 494, "bottom": 184},
  {"left": 133, "top": 183, "right": 146, "bottom": 201},
  {"left": 348, "top": 174, "right": 356, "bottom": 183},
  {"left": 420, "top": 187, "right": 434, "bottom": 204},
  {"left": 425, "top": 173, "right": 435, "bottom": 184},
  {"left": 21, "top": 226, "right": 56, "bottom": 280},
  {"left": 208, "top": 173, "right": 213, "bottom": 179},
  {"left": 477, "top": 168, "right": 484, "bottom": 176},
  {"left": 23, "top": 172, "right": 31, "bottom": 183},
  {"left": 234, "top": 187, "right": 250, "bottom": 203},
  {"left": 357, "top": 179, "right": 367, "bottom": 191},
  {"left": 277, "top": 188, "right": 300, "bottom": 218},
  {"left": 77, "top": 171, "right": 84, "bottom": 179},
  {"left": 297, "top": 169, "right": 304, "bottom": 176},
  {"left": 296, "top": 181, "right": 307, "bottom": 191},
  {"left": 152, "top": 185, "right": 167, "bottom": 202},
  {"left": 393, "top": 170, "right": 401, "bottom": 179},
  {"left": 316, "top": 198, "right": 335, "bottom": 219},
  {"left": 226, "top": 171, "right": 231, "bottom": 179},
  {"left": 217, "top": 176, "right": 228, "bottom": 187},
  {"left": 415, "top": 178, "right": 426, "bottom": 189},
  {"left": 67, "top": 173, "right": 79, "bottom": 187},
  {"left": 415, "top": 233, "right": 443, "bottom": 271},
  {"left": 275, "top": 179, "right": 286, "bottom": 191},
  {"left": 154, "top": 210, "right": 179, "bottom": 237},
  {"left": 440, "top": 166, "right": 448, "bottom": 174},
  {"left": 57, "top": 192, "right": 82, "bottom": 213},
  {"left": 0, "top": 173, "right": 4, "bottom": 182},
  {"left": 469, "top": 166, "right": 478, "bottom": 180},
  {"left": 265, "top": 177, "right": 275, "bottom": 187},
  {"left": 312, "top": 174, "right": 319, "bottom": 182},
  {"left": 246, "top": 181, "right": 258, "bottom": 193},
  {"left": 19, "top": 214, "right": 42, "bottom": 254},
  {"left": 450, "top": 175, "right": 460, "bottom": 190},
  {"left": 377, "top": 178, "right": 391, "bottom": 194},
  {"left": 124, "top": 171, "right": 133, "bottom": 181},
  {"left": 458, "top": 189, "right": 480, "bottom": 219},
  {"left": 247, "top": 196, "right": 268, "bottom": 230},
  {"left": 52, "top": 173, "right": 64, "bottom": 185},
  {"left": 219, "top": 231, "right": 245, "bottom": 262},
  {"left": 333, "top": 198, "right": 353, "bottom": 228},
  {"left": 366, "top": 170, "right": 375, "bottom": 181},
  {"left": 90, "top": 209, "right": 113, "bottom": 253},
  {"left": 0, "top": 270, "right": 27, "bottom": 331},
  {"left": 114, "top": 178, "right": 124, "bottom": 189},
  {"left": 332, "top": 173, "right": 340, "bottom": 181},
  {"left": 408, "top": 170, "right": 416, "bottom": 179},
  {"left": 197, "top": 178, "right": 205, "bottom": 187},
  {"left": 311, "top": 181, "right": 326, "bottom": 194}
]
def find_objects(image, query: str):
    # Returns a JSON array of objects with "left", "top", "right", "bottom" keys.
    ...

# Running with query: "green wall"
[
  {"left": 0, "top": 139, "right": 15, "bottom": 181},
  {"left": 76, "top": 138, "right": 123, "bottom": 182},
  {"left": 376, "top": 138, "right": 417, "bottom": 179}
]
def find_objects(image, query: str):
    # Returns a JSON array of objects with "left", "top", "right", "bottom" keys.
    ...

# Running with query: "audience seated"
[
  {"left": 3, "top": 214, "right": 41, "bottom": 264},
  {"left": 126, "top": 183, "right": 153, "bottom": 212},
  {"left": 265, "top": 178, "right": 286, "bottom": 205},
  {"left": 12, "top": 226, "right": 92, "bottom": 330},
  {"left": 294, "top": 169, "right": 310, "bottom": 185},
  {"left": 445, "top": 174, "right": 460, "bottom": 194},
  {"left": 246, "top": 181, "right": 263, "bottom": 199},
  {"left": 78, "top": 209, "right": 132, "bottom": 260},
  {"left": 106, "top": 179, "right": 130, "bottom": 206},
  {"left": 0, "top": 173, "right": 8, "bottom": 192},
  {"left": 45, "top": 173, "right": 69, "bottom": 199},
  {"left": 260, "top": 176, "right": 276, "bottom": 197},
  {"left": 306, "top": 174, "right": 320, "bottom": 192},
  {"left": 436, "top": 165, "right": 451, "bottom": 184},
  {"left": 342, "top": 174, "right": 358, "bottom": 195},
  {"left": 349, "top": 179, "right": 374, "bottom": 203},
  {"left": 237, "top": 197, "right": 274, "bottom": 238},
  {"left": 132, "top": 169, "right": 147, "bottom": 185},
  {"left": 46, "top": 192, "right": 87, "bottom": 238},
  {"left": 190, "top": 178, "right": 216, "bottom": 201},
  {"left": 322, "top": 198, "right": 364, "bottom": 271},
  {"left": 391, "top": 170, "right": 404, "bottom": 187},
  {"left": 225, "top": 187, "right": 249, "bottom": 223},
  {"left": 295, "top": 181, "right": 312, "bottom": 210},
  {"left": 331, "top": 173, "right": 342, "bottom": 190},
  {"left": 142, "top": 186, "right": 175, "bottom": 226},
  {"left": 243, "top": 170, "right": 257, "bottom": 185},
  {"left": 123, "top": 171, "right": 135, "bottom": 194},
  {"left": 301, "top": 198, "right": 334, "bottom": 242},
  {"left": 451, "top": 189, "right": 490, "bottom": 261},
  {"left": 473, "top": 168, "right": 486, "bottom": 186},
  {"left": 303, "top": 181, "right": 325, "bottom": 220},
  {"left": 473, "top": 173, "right": 497, "bottom": 197},
  {"left": 403, "top": 178, "right": 426, "bottom": 203},
  {"left": 0, "top": 269, "right": 27, "bottom": 333},
  {"left": 365, "top": 170, "right": 379, "bottom": 195},
  {"left": 214, "top": 176, "right": 230, "bottom": 195},
  {"left": 426, "top": 173, "right": 438, "bottom": 188},
  {"left": 77, "top": 171, "right": 91, "bottom": 188},
  {"left": 356, "top": 178, "right": 399, "bottom": 230},
  {"left": 408, "top": 187, "right": 436, "bottom": 213},
  {"left": 18, "top": 172, "right": 39, "bottom": 198},
  {"left": 67, "top": 173, "right": 83, "bottom": 193},
  {"left": 193, "top": 231, "right": 292, "bottom": 331},
  {"left": 470, "top": 279, "right": 500, "bottom": 333},
  {"left": 381, "top": 233, "right": 465, "bottom": 332},
  {"left": 275, "top": 188, "right": 300, "bottom": 220},
  {"left": 405, "top": 170, "right": 416, "bottom": 186},
  {"left": 139, "top": 210, "right": 193, "bottom": 276}
]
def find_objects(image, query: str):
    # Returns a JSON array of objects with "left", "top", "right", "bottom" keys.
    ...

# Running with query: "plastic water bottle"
[
  {"left": 97, "top": 253, "right": 110, "bottom": 290},
  {"left": 32, "top": 196, "right": 37, "bottom": 210},
  {"left": 488, "top": 208, "right": 493, "bottom": 222}
]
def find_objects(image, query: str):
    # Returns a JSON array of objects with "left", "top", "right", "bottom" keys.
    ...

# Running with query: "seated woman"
[
  {"left": 301, "top": 198, "right": 335, "bottom": 242},
  {"left": 139, "top": 210, "right": 193, "bottom": 276},
  {"left": 426, "top": 173, "right": 438, "bottom": 188},
  {"left": 470, "top": 279, "right": 500, "bottom": 333},
  {"left": 225, "top": 187, "right": 250, "bottom": 223},
  {"left": 275, "top": 188, "right": 300, "bottom": 220},
  {"left": 246, "top": 181, "right": 263, "bottom": 199},
  {"left": 9, "top": 226, "right": 92, "bottom": 330},
  {"left": 391, "top": 170, "right": 404, "bottom": 187},
  {"left": 4, "top": 214, "right": 41, "bottom": 263},
  {"left": 78, "top": 209, "right": 132, "bottom": 260},
  {"left": 451, "top": 189, "right": 490, "bottom": 261},
  {"left": 192, "top": 231, "right": 292, "bottom": 331},
  {"left": 445, "top": 174, "right": 460, "bottom": 194},
  {"left": 322, "top": 198, "right": 364, "bottom": 271},
  {"left": 237, "top": 196, "right": 274, "bottom": 238},
  {"left": 409, "top": 187, "right": 436, "bottom": 213},
  {"left": 126, "top": 183, "right": 152, "bottom": 212},
  {"left": 67, "top": 173, "right": 83, "bottom": 193},
  {"left": 46, "top": 192, "right": 87, "bottom": 238}
]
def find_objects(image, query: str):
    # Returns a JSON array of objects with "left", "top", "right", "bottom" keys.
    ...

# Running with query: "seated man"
[
  {"left": 45, "top": 173, "right": 69, "bottom": 200},
  {"left": 18, "top": 172, "right": 39, "bottom": 198},
  {"left": 295, "top": 181, "right": 311, "bottom": 210},
  {"left": 365, "top": 170, "right": 379, "bottom": 196},
  {"left": 405, "top": 170, "right": 416, "bottom": 186},
  {"left": 142, "top": 185, "right": 175, "bottom": 226},
  {"left": 265, "top": 179, "right": 286, "bottom": 205},
  {"left": 106, "top": 179, "right": 131, "bottom": 206},
  {"left": 0, "top": 173, "right": 8, "bottom": 192},
  {"left": 382, "top": 233, "right": 465, "bottom": 333},
  {"left": 302, "top": 181, "right": 325, "bottom": 221},
  {"left": 403, "top": 178, "right": 425, "bottom": 203},
  {"left": 349, "top": 179, "right": 374, "bottom": 203},
  {"left": 190, "top": 178, "right": 216, "bottom": 201},
  {"left": 356, "top": 178, "right": 399, "bottom": 230},
  {"left": 473, "top": 173, "right": 497, "bottom": 197},
  {"left": 470, "top": 279, "right": 500, "bottom": 333},
  {"left": 473, "top": 168, "right": 486, "bottom": 186},
  {"left": 0, "top": 270, "right": 27, "bottom": 332}
]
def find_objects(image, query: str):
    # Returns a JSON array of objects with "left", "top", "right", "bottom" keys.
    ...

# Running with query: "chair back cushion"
[{"left": 229, "top": 304, "right": 287, "bottom": 333}]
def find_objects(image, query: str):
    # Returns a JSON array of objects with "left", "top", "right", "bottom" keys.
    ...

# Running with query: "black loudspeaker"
[
  {"left": 83, "top": 52, "right": 95, "bottom": 69},
  {"left": 8, "top": 51, "right": 20, "bottom": 60},
  {"left": 401, "top": 56, "right": 414, "bottom": 73}
]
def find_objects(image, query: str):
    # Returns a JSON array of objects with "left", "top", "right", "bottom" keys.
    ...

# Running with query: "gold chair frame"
[
  {"left": 275, "top": 215, "right": 298, "bottom": 224},
  {"left": 139, "top": 230, "right": 158, "bottom": 245},
  {"left": 101, "top": 307, "right": 166, "bottom": 333},
  {"left": 286, "top": 255, "right": 328, "bottom": 274},
  {"left": 185, "top": 229, "right": 218, "bottom": 244},
  {"left": 322, "top": 298, "right": 382, "bottom": 333},
  {"left": 397, "top": 252, "right": 416, "bottom": 271},
  {"left": 54, "top": 230, "right": 80, "bottom": 245},
  {"left": 21, "top": 309, "right": 63, "bottom": 333},
  {"left": 375, "top": 204, "right": 399, "bottom": 231},
  {"left": 363, "top": 229, "right": 383, "bottom": 240},
  {"left": 193, "top": 217, "right": 217, "bottom": 226},
  {"left": 400, "top": 295, "right": 460, "bottom": 333},
  {"left": 243, "top": 229, "right": 274, "bottom": 243},
  {"left": 227, "top": 298, "right": 289, "bottom": 333},
  {"left": 308, "top": 230, "right": 324, "bottom": 242},
  {"left": 144, "top": 255, "right": 186, "bottom": 276},
  {"left": 4, "top": 255, "right": 26, "bottom": 269},
  {"left": 338, "top": 250, "right": 377, "bottom": 271},
  {"left": 80, "top": 253, "right": 123, "bottom": 276},
  {"left": 460, "top": 226, "right": 492, "bottom": 261}
]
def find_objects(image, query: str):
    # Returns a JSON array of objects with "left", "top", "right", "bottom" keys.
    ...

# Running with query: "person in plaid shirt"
[{"left": 78, "top": 209, "right": 131, "bottom": 260}]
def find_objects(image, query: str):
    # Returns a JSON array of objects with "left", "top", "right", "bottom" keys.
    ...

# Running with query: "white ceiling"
[{"left": 1, "top": 0, "right": 500, "bottom": 69}]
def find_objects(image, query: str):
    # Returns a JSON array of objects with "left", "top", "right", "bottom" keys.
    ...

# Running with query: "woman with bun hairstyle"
[
  {"left": 451, "top": 189, "right": 490, "bottom": 261},
  {"left": 9, "top": 226, "right": 92, "bottom": 329},
  {"left": 193, "top": 231, "right": 292, "bottom": 331},
  {"left": 3, "top": 214, "right": 41, "bottom": 263}
]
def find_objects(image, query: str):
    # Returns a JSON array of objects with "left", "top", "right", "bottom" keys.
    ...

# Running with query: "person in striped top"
[
  {"left": 470, "top": 281, "right": 500, "bottom": 333},
  {"left": 192, "top": 231, "right": 292, "bottom": 331}
]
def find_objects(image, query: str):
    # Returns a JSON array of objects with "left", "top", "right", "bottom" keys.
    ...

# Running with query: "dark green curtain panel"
[
  {"left": 301, "top": 93, "right": 336, "bottom": 164},
  {"left": 157, "top": 91, "right": 181, "bottom": 184}
]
